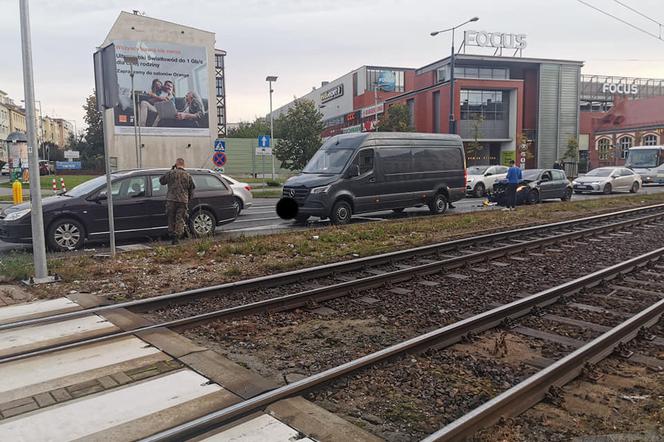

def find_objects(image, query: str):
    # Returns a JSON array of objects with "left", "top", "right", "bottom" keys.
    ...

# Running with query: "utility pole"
[
  {"left": 266, "top": 75, "right": 278, "bottom": 180},
  {"left": 19, "top": 0, "right": 49, "bottom": 281}
]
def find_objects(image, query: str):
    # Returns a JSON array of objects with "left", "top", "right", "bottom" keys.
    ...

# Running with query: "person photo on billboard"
[
  {"left": 173, "top": 91, "right": 205, "bottom": 128},
  {"left": 139, "top": 79, "right": 176, "bottom": 127}
]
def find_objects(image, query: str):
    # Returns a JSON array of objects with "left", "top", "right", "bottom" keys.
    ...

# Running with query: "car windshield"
[
  {"left": 302, "top": 148, "right": 354, "bottom": 174},
  {"left": 585, "top": 168, "right": 613, "bottom": 177},
  {"left": 468, "top": 166, "right": 489, "bottom": 175},
  {"left": 522, "top": 170, "right": 541, "bottom": 181},
  {"left": 64, "top": 175, "right": 108, "bottom": 197},
  {"left": 626, "top": 149, "right": 660, "bottom": 168}
]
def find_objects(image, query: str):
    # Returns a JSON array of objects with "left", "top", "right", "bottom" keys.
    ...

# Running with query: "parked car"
[
  {"left": 466, "top": 165, "right": 508, "bottom": 197},
  {"left": 490, "top": 169, "right": 573, "bottom": 205},
  {"left": 279, "top": 132, "right": 466, "bottom": 225},
  {"left": 572, "top": 167, "right": 641, "bottom": 194},
  {"left": 0, "top": 163, "right": 8, "bottom": 176},
  {"left": 0, "top": 168, "right": 238, "bottom": 251},
  {"left": 39, "top": 160, "right": 54, "bottom": 176},
  {"left": 218, "top": 173, "right": 253, "bottom": 214}
]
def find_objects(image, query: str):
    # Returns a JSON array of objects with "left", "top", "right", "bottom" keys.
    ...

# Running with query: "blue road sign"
[
  {"left": 56, "top": 161, "right": 81, "bottom": 170},
  {"left": 258, "top": 135, "right": 271, "bottom": 148},
  {"left": 213, "top": 152, "right": 227, "bottom": 167},
  {"left": 214, "top": 139, "right": 226, "bottom": 152}
]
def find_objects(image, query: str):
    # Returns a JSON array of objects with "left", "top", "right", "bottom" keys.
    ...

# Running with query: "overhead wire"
[{"left": 576, "top": 0, "right": 663, "bottom": 42}]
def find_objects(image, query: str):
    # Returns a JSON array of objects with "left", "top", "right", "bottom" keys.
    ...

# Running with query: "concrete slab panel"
[
  {"left": 0, "top": 369, "right": 222, "bottom": 441},
  {"left": 0, "top": 336, "right": 163, "bottom": 402},
  {"left": 200, "top": 414, "right": 314, "bottom": 442},
  {"left": 0, "top": 297, "right": 80, "bottom": 324},
  {"left": 0, "top": 315, "right": 118, "bottom": 358}
]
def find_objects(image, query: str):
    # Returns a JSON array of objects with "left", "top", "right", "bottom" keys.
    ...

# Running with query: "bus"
[{"left": 625, "top": 145, "right": 664, "bottom": 184}]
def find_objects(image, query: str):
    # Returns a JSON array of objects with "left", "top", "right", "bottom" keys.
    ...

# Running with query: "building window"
[
  {"left": 433, "top": 91, "right": 440, "bottom": 133},
  {"left": 407, "top": 98, "right": 415, "bottom": 128},
  {"left": 367, "top": 69, "right": 405, "bottom": 92},
  {"left": 619, "top": 136, "right": 632, "bottom": 159},
  {"left": 643, "top": 134, "right": 658, "bottom": 146},
  {"left": 438, "top": 66, "right": 509, "bottom": 82},
  {"left": 460, "top": 90, "right": 506, "bottom": 121},
  {"left": 597, "top": 138, "right": 611, "bottom": 160}
]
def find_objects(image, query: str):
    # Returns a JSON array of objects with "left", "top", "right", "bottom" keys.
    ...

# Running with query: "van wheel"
[
  {"left": 47, "top": 218, "right": 85, "bottom": 252},
  {"left": 330, "top": 200, "right": 352, "bottom": 225},
  {"left": 428, "top": 193, "right": 448, "bottom": 215}
]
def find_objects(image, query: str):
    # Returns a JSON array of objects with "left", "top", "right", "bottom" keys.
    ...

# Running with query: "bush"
[
  {"left": 266, "top": 180, "right": 282, "bottom": 187},
  {"left": 0, "top": 252, "right": 34, "bottom": 281}
]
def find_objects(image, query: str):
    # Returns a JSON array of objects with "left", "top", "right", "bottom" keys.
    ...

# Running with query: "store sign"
[
  {"left": 602, "top": 83, "right": 639, "bottom": 95},
  {"left": 464, "top": 30, "right": 527, "bottom": 50},
  {"left": 321, "top": 84, "right": 344, "bottom": 103},
  {"left": 361, "top": 103, "right": 384, "bottom": 119},
  {"left": 345, "top": 111, "right": 361, "bottom": 123}
]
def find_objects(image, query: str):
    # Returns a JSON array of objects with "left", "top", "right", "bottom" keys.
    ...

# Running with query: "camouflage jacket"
[{"left": 159, "top": 167, "right": 195, "bottom": 203}]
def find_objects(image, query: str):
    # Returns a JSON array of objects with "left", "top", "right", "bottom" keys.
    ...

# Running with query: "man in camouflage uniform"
[{"left": 159, "top": 158, "right": 195, "bottom": 244}]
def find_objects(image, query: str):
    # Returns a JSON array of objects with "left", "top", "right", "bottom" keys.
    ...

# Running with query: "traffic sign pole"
[{"left": 19, "top": 0, "right": 48, "bottom": 281}]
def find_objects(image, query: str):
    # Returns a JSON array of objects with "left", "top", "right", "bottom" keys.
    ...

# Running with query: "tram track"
[
  {"left": 3, "top": 204, "right": 664, "bottom": 366},
  {"left": 140, "top": 247, "right": 664, "bottom": 442}
]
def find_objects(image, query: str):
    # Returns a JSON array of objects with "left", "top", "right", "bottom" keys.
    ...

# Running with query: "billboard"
[{"left": 112, "top": 40, "right": 209, "bottom": 136}]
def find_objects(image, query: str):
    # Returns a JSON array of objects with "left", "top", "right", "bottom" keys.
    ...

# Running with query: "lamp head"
[
  {"left": 470, "top": 16, "right": 479, "bottom": 22},
  {"left": 266, "top": 75, "right": 278, "bottom": 82}
]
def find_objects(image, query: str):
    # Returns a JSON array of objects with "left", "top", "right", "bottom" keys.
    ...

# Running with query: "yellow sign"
[{"left": 501, "top": 150, "right": 516, "bottom": 166}]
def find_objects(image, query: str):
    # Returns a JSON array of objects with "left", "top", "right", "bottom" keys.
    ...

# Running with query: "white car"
[
  {"left": 466, "top": 165, "right": 509, "bottom": 197},
  {"left": 218, "top": 173, "right": 253, "bottom": 214},
  {"left": 572, "top": 167, "right": 641, "bottom": 194},
  {"left": 1, "top": 164, "right": 8, "bottom": 176}
]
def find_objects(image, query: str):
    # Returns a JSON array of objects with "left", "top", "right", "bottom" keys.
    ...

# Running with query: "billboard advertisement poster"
[
  {"left": 377, "top": 70, "right": 396, "bottom": 92},
  {"left": 112, "top": 40, "right": 209, "bottom": 137}
]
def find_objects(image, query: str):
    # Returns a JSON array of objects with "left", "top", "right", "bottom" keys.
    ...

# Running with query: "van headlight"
[
  {"left": 4, "top": 208, "right": 31, "bottom": 221},
  {"left": 310, "top": 185, "right": 331, "bottom": 194}
]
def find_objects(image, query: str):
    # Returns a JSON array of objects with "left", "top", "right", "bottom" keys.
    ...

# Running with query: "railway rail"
[
  {"left": 141, "top": 247, "right": 664, "bottom": 442},
  {"left": 3, "top": 204, "right": 664, "bottom": 366},
  {"left": 4, "top": 203, "right": 664, "bottom": 332}
]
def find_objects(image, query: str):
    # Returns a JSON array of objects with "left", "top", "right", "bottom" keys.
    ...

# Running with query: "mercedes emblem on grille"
[{"left": 289, "top": 189, "right": 296, "bottom": 198}]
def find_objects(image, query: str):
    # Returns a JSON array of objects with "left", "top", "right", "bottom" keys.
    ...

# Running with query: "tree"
[
  {"left": 376, "top": 104, "right": 413, "bottom": 132},
  {"left": 227, "top": 117, "right": 273, "bottom": 138},
  {"left": 465, "top": 114, "right": 484, "bottom": 165},
  {"left": 563, "top": 136, "right": 579, "bottom": 163},
  {"left": 273, "top": 99, "right": 324, "bottom": 171},
  {"left": 81, "top": 93, "right": 104, "bottom": 170}
]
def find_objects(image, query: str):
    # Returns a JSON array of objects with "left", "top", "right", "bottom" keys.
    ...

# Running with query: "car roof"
[{"left": 113, "top": 168, "right": 217, "bottom": 176}]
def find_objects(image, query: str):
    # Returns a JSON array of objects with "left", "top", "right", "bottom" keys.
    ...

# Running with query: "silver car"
[
  {"left": 218, "top": 174, "right": 253, "bottom": 214},
  {"left": 572, "top": 167, "right": 641, "bottom": 194}
]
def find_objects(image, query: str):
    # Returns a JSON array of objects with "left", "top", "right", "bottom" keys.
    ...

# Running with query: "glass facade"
[
  {"left": 367, "top": 69, "right": 405, "bottom": 92},
  {"left": 460, "top": 90, "right": 507, "bottom": 121},
  {"left": 437, "top": 66, "right": 509, "bottom": 83}
]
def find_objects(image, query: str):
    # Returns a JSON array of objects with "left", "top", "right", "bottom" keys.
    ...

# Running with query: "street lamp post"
[
  {"left": 430, "top": 16, "right": 479, "bottom": 135},
  {"left": 266, "top": 75, "right": 278, "bottom": 180}
]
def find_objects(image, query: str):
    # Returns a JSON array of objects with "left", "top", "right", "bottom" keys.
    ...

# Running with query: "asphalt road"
[{"left": 3, "top": 187, "right": 664, "bottom": 255}]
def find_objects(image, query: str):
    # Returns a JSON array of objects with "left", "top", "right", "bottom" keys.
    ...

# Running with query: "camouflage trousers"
[{"left": 166, "top": 201, "right": 188, "bottom": 238}]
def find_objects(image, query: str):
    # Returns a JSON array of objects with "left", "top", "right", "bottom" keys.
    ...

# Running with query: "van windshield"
[{"left": 302, "top": 148, "right": 354, "bottom": 174}]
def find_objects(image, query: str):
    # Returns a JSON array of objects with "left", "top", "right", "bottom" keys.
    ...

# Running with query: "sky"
[{"left": 0, "top": 0, "right": 663, "bottom": 131}]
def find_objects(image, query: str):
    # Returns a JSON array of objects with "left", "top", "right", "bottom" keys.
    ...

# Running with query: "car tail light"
[
  {"left": 464, "top": 168, "right": 467, "bottom": 187},
  {"left": 244, "top": 185, "right": 252, "bottom": 191}
]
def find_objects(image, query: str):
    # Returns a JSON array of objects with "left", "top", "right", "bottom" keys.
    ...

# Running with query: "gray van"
[{"left": 279, "top": 132, "right": 466, "bottom": 225}]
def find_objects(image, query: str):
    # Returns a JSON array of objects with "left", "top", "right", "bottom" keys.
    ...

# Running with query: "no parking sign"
[{"left": 213, "top": 151, "right": 227, "bottom": 167}]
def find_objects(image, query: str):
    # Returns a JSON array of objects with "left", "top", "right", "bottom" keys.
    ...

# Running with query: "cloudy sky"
[{"left": 1, "top": 0, "right": 663, "bottom": 130}]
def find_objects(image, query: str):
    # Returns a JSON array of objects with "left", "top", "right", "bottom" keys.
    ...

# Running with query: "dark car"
[
  {"left": 489, "top": 169, "right": 573, "bottom": 205},
  {"left": 0, "top": 168, "right": 238, "bottom": 251},
  {"left": 280, "top": 132, "right": 466, "bottom": 225}
]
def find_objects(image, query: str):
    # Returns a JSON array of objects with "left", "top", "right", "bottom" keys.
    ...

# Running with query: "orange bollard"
[
  {"left": 12, "top": 180, "right": 23, "bottom": 205},
  {"left": 60, "top": 177, "right": 67, "bottom": 193},
  {"left": 52, "top": 178, "right": 57, "bottom": 192}
]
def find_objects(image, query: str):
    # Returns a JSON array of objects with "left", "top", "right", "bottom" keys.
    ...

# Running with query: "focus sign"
[
  {"left": 214, "top": 139, "right": 226, "bottom": 152},
  {"left": 212, "top": 151, "right": 227, "bottom": 167}
]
